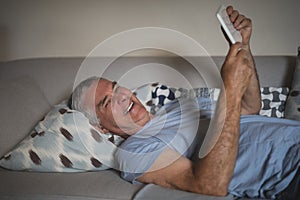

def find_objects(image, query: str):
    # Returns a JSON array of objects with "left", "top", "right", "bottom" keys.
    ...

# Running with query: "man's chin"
[{"left": 119, "top": 117, "right": 150, "bottom": 136}]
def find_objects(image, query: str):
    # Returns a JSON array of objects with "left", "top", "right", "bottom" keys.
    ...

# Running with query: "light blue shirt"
[{"left": 115, "top": 97, "right": 300, "bottom": 199}]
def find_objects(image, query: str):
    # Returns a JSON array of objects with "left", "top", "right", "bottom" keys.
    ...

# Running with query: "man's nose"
[{"left": 113, "top": 88, "right": 131, "bottom": 106}]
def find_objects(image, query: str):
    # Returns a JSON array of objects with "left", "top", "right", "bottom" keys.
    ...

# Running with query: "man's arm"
[
  {"left": 137, "top": 9, "right": 255, "bottom": 195},
  {"left": 226, "top": 6, "right": 261, "bottom": 115},
  {"left": 240, "top": 48, "right": 261, "bottom": 115},
  {"left": 137, "top": 44, "right": 253, "bottom": 196}
]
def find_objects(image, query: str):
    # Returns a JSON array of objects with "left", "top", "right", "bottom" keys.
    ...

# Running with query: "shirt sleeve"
[{"left": 115, "top": 136, "right": 167, "bottom": 184}]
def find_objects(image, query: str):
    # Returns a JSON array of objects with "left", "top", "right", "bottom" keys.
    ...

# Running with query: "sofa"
[{"left": 0, "top": 55, "right": 297, "bottom": 200}]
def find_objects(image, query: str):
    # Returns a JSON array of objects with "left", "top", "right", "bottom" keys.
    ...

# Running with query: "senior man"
[{"left": 71, "top": 6, "right": 300, "bottom": 199}]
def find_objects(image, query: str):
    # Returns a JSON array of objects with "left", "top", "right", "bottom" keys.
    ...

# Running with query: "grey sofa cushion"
[
  {"left": 0, "top": 77, "right": 51, "bottom": 157},
  {"left": 0, "top": 169, "right": 141, "bottom": 200},
  {"left": 285, "top": 54, "right": 300, "bottom": 120}
]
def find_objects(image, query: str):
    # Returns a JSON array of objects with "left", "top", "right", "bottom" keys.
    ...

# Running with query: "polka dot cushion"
[
  {"left": 0, "top": 101, "right": 123, "bottom": 172},
  {"left": 0, "top": 84, "right": 158, "bottom": 172},
  {"left": 285, "top": 53, "right": 300, "bottom": 121}
]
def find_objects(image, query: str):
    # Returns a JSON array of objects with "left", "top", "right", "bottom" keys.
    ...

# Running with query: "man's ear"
[{"left": 93, "top": 124, "right": 110, "bottom": 134}]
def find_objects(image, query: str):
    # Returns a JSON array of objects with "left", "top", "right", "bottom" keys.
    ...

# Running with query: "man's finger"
[
  {"left": 233, "top": 15, "right": 245, "bottom": 28},
  {"left": 229, "top": 10, "right": 239, "bottom": 22},
  {"left": 226, "top": 5, "right": 233, "bottom": 15},
  {"left": 228, "top": 42, "right": 243, "bottom": 57},
  {"left": 237, "top": 18, "right": 252, "bottom": 30}
]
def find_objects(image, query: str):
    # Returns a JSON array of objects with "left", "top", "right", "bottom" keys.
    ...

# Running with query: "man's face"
[{"left": 87, "top": 78, "right": 151, "bottom": 137}]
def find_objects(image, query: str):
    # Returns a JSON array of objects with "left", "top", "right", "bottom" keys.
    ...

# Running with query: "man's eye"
[{"left": 104, "top": 99, "right": 111, "bottom": 108}]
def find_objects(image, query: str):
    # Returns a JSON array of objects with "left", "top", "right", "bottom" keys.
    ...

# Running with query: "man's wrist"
[
  {"left": 221, "top": 89, "right": 243, "bottom": 109},
  {"left": 241, "top": 44, "right": 250, "bottom": 51}
]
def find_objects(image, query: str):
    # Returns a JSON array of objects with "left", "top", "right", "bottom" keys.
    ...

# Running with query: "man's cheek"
[{"left": 111, "top": 109, "right": 125, "bottom": 122}]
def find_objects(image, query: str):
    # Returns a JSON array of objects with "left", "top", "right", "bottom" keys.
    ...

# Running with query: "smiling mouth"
[{"left": 124, "top": 102, "right": 134, "bottom": 115}]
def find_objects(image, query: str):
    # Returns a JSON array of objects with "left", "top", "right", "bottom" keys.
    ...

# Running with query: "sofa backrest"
[{"left": 0, "top": 56, "right": 296, "bottom": 106}]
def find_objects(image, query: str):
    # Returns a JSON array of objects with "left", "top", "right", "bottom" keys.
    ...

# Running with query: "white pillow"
[
  {"left": 0, "top": 83, "right": 153, "bottom": 172},
  {"left": 0, "top": 101, "right": 123, "bottom": 172}
]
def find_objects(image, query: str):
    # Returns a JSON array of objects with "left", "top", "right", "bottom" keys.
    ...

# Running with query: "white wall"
[{"left": 0, "top": 0, "right": 299, "bottom": 61}]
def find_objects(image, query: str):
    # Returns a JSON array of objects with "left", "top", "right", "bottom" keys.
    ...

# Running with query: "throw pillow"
[
  {"left": 259, "top": 87, "right": 289, "bottom": 118},
  {"left": 0, "top": 83, "right": 157, "bottom": 172},
  {"left": 0, "top": 101, "right": 123, "bottom": 172},
  {"left": 284, "top": 54, "right": 300, "bottom": 120},
  {"left": 149, "top": 84, "right": 289, "bottom": 119},
  {"left": 132, "top": 82, "right": 159, "bottom": 113},
  {"left": 151, "top": 84, "right": 220, "bottom": 118}
]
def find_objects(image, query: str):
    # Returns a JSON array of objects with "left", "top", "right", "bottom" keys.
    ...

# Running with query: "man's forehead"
[
  {"left": 97, "top": 78, "right": 112, "bottom": 87},
  {"left": 83, "top": 79, "right": 110, "bottom": 104},
  {"left": 94, "top": 79, "right": 115, "bottom": 102}
]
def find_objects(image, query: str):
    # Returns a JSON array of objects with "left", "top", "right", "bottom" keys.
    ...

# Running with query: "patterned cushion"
[
  {"left": 259, "top": 87, "right": 289, "bottom": 118},
  {"left": 0, "top": 101, "right": 123, "bottom": 172},
  {"left": 132, "top": 82, "right": 159, "bottom": 113},
  {"left": 0, "top": 84, "right": 155, "bottom": 172},
  {"left": 285, "top": 53, "right": 300, "bottom": 121},
  {"left": 146, "top": 84, "right": 290, "bottom": 119},
  {"left": 151, "top": 85, "right": 220, "bottom": 118}
]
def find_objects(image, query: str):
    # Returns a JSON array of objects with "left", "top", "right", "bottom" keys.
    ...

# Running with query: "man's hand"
[
  {"left": 221, "top": 43, "right": 253, "bottom": 100},
  {"left": 226, "top": 6, "right": 252, "bottom": 46},
  {"left": 226, "top": 5, "right": 261, "bottom": 115}
]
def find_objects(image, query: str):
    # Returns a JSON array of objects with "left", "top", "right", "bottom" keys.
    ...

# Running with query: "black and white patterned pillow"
[
  {"left": 151, "top": 84, "right": 180, "bottom": 114},
  {"left": 132, "top": 82, "right": 159, "bottom": 113},
  {"left": 150, "top": 84, "right": 290, "bottom": 118},
  {"left": 151, "top": 84, "right": 220, "bottom": 118},
  {"left": 259, "top": 87, "right": 289, "bottom": 118}
]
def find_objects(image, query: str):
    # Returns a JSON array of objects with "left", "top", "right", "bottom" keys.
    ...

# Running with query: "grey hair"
[{"left": 71, "top": 76, "right": 101, "bottom": 125}]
